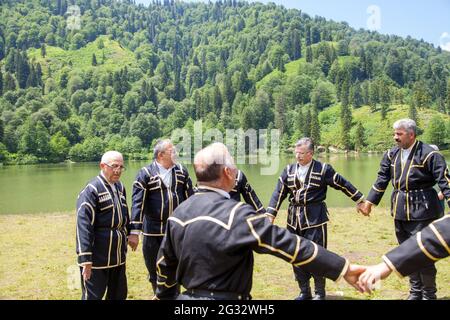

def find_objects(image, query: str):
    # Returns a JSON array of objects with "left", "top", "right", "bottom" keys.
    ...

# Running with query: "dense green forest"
[{"left": 0, "top": 0, "right": 449, "bottom": 164}]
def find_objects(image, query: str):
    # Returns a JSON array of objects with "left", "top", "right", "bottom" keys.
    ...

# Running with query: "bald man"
[
  {"left": 155, "top": 143, "right": 366, "bottom": 300},
  {"left": 76, "top": 151, "right": 133, "bottom": 300}
]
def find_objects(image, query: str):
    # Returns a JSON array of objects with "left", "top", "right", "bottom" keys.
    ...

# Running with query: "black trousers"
[
  {"left": 80, "top": 264, "right": 127, "bottom": 300},
  {"left": 142, "top": 235, "right": 164, "bottom": 286},
  {"left": 289, "top": 223, "right": 328, "bottom": 294},
  {"left": 395, "top": 219, "right": 437, "bottom": 296}
]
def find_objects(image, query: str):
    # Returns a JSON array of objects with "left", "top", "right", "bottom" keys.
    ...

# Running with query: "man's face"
[
  {"left": 159, "top": 144, "right": 177, "bottom": 167},
  {"left": 393, "top": 129, "right": 415, "bottom": 149},
  {"left": 295, "top": 145, "right": 313, "bottom": 166},
  {"left": 100, "top": 157, "right": 124, "bottom": 184}
]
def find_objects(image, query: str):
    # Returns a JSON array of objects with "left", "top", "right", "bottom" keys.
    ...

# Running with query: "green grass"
[
  {"left": 0, "top": 208, "right": 448, "bottom": 300},
  {"left": 28, "top": 35, "right": 137, "bottom": 78}
]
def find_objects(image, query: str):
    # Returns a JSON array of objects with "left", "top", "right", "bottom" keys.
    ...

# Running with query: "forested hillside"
[{"left": 0, "top": 0, "right": 449, "bottom": 164}]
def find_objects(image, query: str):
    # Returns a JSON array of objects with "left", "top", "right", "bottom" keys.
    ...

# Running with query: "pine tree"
[
  {"left": 304, "top": 107, "right": 311, "bottom": 137},
  {"left": 350, "top": 83, "right": 363, "bottom": 108},
  {"left": 92, "top": 53, "right": 97, "bottom": 66},
  {"left": 408, "top": 103, "right": 418, "bottom": 124},
  {"left": 17, "top": 51, "right": 30, "bottom": 89},
  {"left": 306, "top": 46, "right": 313, "bottom": 63},
  {"left": 0, "top": 69, "right": 3, "bottom": 96},
  {"left": 293, "top": 31, "right": 302, "bottom": 60},
  {"left": 295, "top": 106, "right": 305, "bottom": 134},
  {"left": 36, "top": 63, "right": 43, "bottom": 87},
  {"left": 274, "top": 93, "right": 286, "bottom": 134},
  {"left": 4, "top": 73, "right": 16, "bottom": 92},
  {"left": 26, "top": 64, "right": 38, "bottom": 88},
  {"left": 41, "top": 44, "right": 46, "bottom": 58},
  {"left": 310, "top": 106, "right": 321, "bottom": 145},
  {"left": 340, "top": 79, "right": 352, "bottom": 150},
  {"left": 355, "top": 122, "right": 366, "bottom": 152},
  {"left": 369, "top": 81, "right": 378, "bottom": 112},
  {"left": 305, "top": 25, "right": 311, "bottom": 46}
]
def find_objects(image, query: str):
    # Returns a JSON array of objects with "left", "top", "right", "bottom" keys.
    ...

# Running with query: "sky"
[{"left": 135, "top": 0, "right": 450, "bottom": 51}]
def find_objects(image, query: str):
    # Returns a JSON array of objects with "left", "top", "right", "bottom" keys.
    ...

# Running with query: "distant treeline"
[{"left": 0, "top": 0, "right": 449, "bottom": 164}]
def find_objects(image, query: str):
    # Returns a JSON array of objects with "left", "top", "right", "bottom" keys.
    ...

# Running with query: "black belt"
[
  {"left": 393, "top": 188, "right": 434, "bottom": 193},
  {"left": 292, "top": 201, "right": 324, "bottom": 207},
  {"left": 95, "top": 227, "right": 125, "bottom": 232},
  {"left": 185, "top": 289, "right": 251, "bottom": 300}
]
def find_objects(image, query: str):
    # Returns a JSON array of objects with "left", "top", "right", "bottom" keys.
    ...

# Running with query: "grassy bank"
[{"left": 0, "top": 208, "right": 448, "bottom": 300}]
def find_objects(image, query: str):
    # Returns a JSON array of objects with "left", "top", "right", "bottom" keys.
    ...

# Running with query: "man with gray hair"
[
  {"left": 130, "top": 139, "right": 193, "bottom": 295},
  {"left": 155, "top": 143, "right": 367, "bottom": 300},
  {"left": 361, "top": 118, "right": 450, "bottom": 299},
  {"left": 76, "top": 151, "right": 132, "bottom": 299},
  {"left": 267, "top": 137, "right": 366, "bottom": 300}
]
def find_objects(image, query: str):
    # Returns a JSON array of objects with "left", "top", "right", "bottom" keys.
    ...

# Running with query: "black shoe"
[
  {"left": 312, "top": 294, "right": 326, "bottom": 300},
  {"left": 406, "top": 292, "right": 422, "bottom": 300},
  {"left": 422, "top": 292, "right": 437, "bottom": 300},
  {"left": 294, "top": 293, "right": 313, "bottom": 300}
]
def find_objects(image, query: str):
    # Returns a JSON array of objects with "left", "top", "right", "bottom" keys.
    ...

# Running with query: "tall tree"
[
  {"left": 354, "top": 122, "right": 366, "bottom": 152},
  {"left": 41, "top": 44, "right": 46, "bottom": 58},
  {"left": 310, "top": 106, "right": 321, "bottom": 145},
  {"left": 0, "top": 69, "right": 3, "bottom": 96},
  {"left": 306, "top": 46, "right": 313, "bottom": 63},
  {"left": 304, "top": 107, "right": 311, "bottom": 137},
  {"left": 340, "top": 79, "right": 352, "bottom": 150},
  {"left": 92, "top": 53, "right": 97, "bottom": 66},
  {"left": 274, "top": 93, "right": 287, "bottom": 134}
]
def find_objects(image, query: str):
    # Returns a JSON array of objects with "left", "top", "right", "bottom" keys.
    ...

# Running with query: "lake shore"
[{"left": 0, "top": 208, "right": 448, "bottom": 300}]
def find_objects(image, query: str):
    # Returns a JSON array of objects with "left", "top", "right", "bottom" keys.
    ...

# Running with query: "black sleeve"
[
  {"left": 155, "top": 220, "right": 179, "bottom": 300},
  {"left": 383, "top": 215, "right": 450, "bottom": 277},
  {"left": 266, "top": 168, "right": 290, "bottom": 217},
  {"left": 76, "top": 185, "right": 97, "bottom": 265},
  {"left": 426, "top": 152, "right": 450, "bottom": 208},
  {"left": 236, "top": 205, "right": 349, "bottom": 281},
  {"left": 239, "top": 172, "right": 266, "bottom": 213},
  {"left": 130, "top": 168, "right": 149, "bottom": 233},
  {"left": 183, "top": 166, "right": 194, "bottom": 199},
  {"left": 366, "top": 151, "right": 392, "bottom": 205}
]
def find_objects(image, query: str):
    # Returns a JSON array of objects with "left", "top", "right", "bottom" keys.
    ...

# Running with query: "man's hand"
[
  {"left": 357, "top": 201, "right": 372, "bottom": 216},
  {"left": 82, "top": 263, "right": 92, "bottom": 281},
  {"left": 343, "top": 264, "right": 367, "bottom": 293},
  {"left": 356, "top": 202, "right": 366, "bottom": 216},
  {"left": 358, "top": 262, "right": 392, "bottom": 294},
  {"left": 128, "top": 234, "right": 139, "bottom": 251}
]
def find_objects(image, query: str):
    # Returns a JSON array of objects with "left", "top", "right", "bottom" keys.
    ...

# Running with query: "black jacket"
[
  {"left": 367, "top": 140, "right": 450, "bottom": 221},
  {"left": 267, "top": 160, "right": 363, "bottom": 230},
  {"left": 131, "top": 162, "right": 194, "bottom": 236},
  {"left": 76, "top": 174, "right": 130, "bottom": 268}
]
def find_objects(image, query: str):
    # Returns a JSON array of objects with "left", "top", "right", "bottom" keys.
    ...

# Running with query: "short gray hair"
[
  {"left": 393, "top": 119, "right": 417, "bottom": 135},
  {"left": 153, "top": 139, "right": 173, "bottom": 159},
  {"left": 194, "top": 142, "right": 236, "bottom": 182},
  {"left": 101, "top": 151, "right": 123, "bottom": 164},
  {"left": 295, "top": 137, "right": 314, "bottom": 152}
]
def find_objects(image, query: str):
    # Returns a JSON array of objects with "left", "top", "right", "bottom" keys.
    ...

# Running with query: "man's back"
[{"left": 160, "top": 187, "right": 256, "bottom": 296}]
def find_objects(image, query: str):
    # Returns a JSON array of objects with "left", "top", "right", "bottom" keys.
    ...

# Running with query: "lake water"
[{"left": 0, "top": 151, "right": 449, "bottom": 214}]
